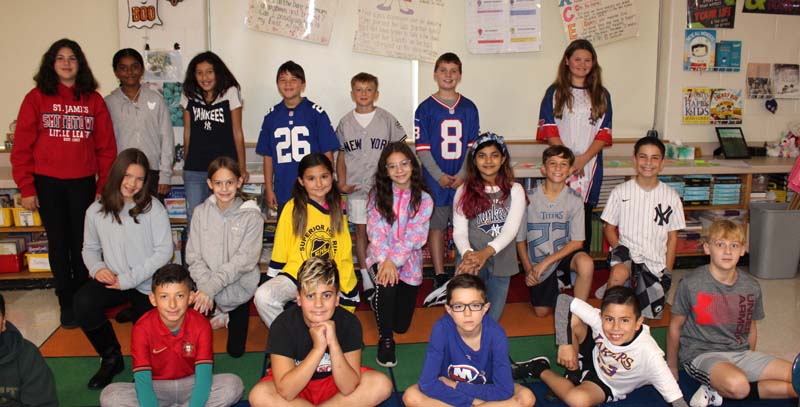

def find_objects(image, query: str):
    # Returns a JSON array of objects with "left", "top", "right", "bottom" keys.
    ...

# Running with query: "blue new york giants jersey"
[
  {"left": 414, "top": 94, "right": 479, "bottom": 205},
  {"left": 256, "top": 98, "right": 340, "bottom": 205}
]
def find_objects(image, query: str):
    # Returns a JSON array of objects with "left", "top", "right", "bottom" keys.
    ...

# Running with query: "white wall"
[
  {"left": 657, "top": 0, "right": 800, "bottom": 144},
  {"left": 1, "top": 0, "right": 119, "bottom": 134}
]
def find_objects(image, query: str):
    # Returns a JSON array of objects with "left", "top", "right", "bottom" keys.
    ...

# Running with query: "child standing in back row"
[
  {"left": 181, "top": 52, "right": 248, "bottom": 222},
  {"left": 416, "top": 52, "right": 480, "bottom": 291},
  {"left": 186, "top": 156, "right": 263, "bottom": 358},
  {"left": 336, "top": 72, "right": 407, "bottom": 302}
]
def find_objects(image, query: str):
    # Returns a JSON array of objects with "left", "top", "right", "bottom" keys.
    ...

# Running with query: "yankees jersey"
[
  {"left": 671, "top": 264, "right": 764, "bottom": 366},
  {"left": 414, "top": 94, "right": 480, "bottom": 205},
  {"left": 454, "top": 183, "right": 526, "bottom": 278},
  {"left": 255, "top": 98, "right": 340, "bottom": 205},
  {"left": 537, "top": 85, "right": 612, "bottom": 205},
  {"left": 336, "top": 107, "right": 406, "bottom": 200},
  {"left": 570, "top": 298, "right": 684, "bottom": 403},
  {"left": 601, "top": 180, "right": 685, "bottom": 274},
  {"left": 517, "top": 186, "right": 585, "bottom": 281},
  {"left": 180, "top": 86, "right": 240, "bottom": 171}
]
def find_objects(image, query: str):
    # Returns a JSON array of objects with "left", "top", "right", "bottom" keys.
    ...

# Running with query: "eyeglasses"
[
  {"left": 386, "top": 159, "right": 412, "bottom": 172},
  {"left": 448, "top": 303, "right": 486, "bottom": 312}
]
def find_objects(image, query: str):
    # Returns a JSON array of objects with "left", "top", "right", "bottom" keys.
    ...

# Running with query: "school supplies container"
[
  {"left": 11, "top": 208, "right": 42, "bottom": 227},
  {"left": 749, "top": 202, "right": 800, "bottom": 279},
  {"left": 0, "top": 208, "right": 12, "bottom": 227}
]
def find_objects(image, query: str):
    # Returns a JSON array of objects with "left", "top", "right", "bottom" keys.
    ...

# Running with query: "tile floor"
[{"left": 2, "top": 268, "right": 799, "bottom": 361}]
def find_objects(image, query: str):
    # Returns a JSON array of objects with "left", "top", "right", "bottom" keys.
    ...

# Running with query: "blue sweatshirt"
[{"left": 418, "top": 314, "right": 514, "bottom": 407}]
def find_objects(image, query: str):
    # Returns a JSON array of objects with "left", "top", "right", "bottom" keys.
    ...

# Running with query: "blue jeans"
[
  {"left": 183, "top": 170, "right": 210, "bottom": 224},
  {"left": 478, "top": 267, "right": 511, "bottom": 321}
]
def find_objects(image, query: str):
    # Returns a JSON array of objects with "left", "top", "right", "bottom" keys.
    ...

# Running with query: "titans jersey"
[
  {"left": 255, "top": 98, "right": 340, "bottom": 205},
  {"left": 414, "top": 94, "right": 479, "bottom": 205}
]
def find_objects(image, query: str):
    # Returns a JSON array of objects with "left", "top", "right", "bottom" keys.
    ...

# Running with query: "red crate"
[{"left": 0, "top": 253, "right": 24, "bottom": 273}]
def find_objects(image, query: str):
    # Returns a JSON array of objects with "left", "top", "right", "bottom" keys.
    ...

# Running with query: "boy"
[
  {"left": 336, "top": 72, "right": 407, "bottom": 301},
  {"left": 416, "top": 52, "right": 480, "bottom": 297},
  {"left": 523, "top": 287, "right": 687, "bottom": 406},
  {"left": 248, "top": 257, "right": 392, "bottom": 406},
  {"left": 516, "top": 145, "right": 594, "bottom": 318},
  {"left": 667, "top": 220, "right": 799, "bottom": 406},
  {"left": 256, "top": 60, "right": 340, "bottom": 213},
  {"left": 403, "top": 274, "right": 536, "bottom": 407},
  {"left": 599, "top": 136, "right": 685, "bottom": 319},
  {"left": 0, "top": 293, "right": 57, "bottom": 406},
  {"left": 100, "top": 264, "right": 243, "bottom": 407}
]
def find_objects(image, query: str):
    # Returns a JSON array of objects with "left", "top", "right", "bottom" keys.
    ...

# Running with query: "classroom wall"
[
  {"left": 656, "top": 0, "right": 800, "bottom": 144},
  {"left": 1, "top": 1, "right": 119, "bottom": 135}
]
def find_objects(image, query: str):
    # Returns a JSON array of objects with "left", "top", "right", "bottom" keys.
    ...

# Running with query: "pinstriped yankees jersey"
[{"left": 600, "top": 179, "right": 685, "bottom": 273}]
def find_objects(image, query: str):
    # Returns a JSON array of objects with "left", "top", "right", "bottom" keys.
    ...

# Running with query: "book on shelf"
[
  {"left": 709, "top": 89, "right": 742, "bottom": 124},
  {"left": 684, "top": 29, "right": 716, "bottom": 71},
  {"left": 715, "top": 41, "right": 741, "bottom": 70},
  {"left": 683, "top": 87, "right": 712, "bottom": 124}
]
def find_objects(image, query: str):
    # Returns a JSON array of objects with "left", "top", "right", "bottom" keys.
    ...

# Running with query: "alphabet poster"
[
  {"left": 353, "top": 0, "right": 445, "bottom": 63},
  {"left": 245, "top": 0, "right": 338, "bottom": 45},
  {"left": 559, "top": 0, "right": 640, "bottom": 46},
  {"left": 466, "top": 0, "right": 542, "bottom": 54}
]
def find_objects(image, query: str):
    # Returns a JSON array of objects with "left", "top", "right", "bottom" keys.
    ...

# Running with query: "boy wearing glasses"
[
  {"left": 335, "top": 72, "right": 407, "bottom": 304},
  {"left": 403, "top": 274, "right": 536, "bottom": 407}
]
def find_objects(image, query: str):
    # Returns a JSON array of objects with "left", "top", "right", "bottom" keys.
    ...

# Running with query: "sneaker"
[
  {"left": 556, "top": 270, "right": 573, "bottom": 291},
  {"left": 424, "top": 279, "right": 449, "bottom": 307},
  {"left": 114, "top": 306, "right": 135, "bottom": 323},
  {"left": 377, "top": 337, "right": 397, "bottom": 367},
  {"left": 594, "top": 282, "right": 607, "bottom": 299},
  {"left": 434, "top": 273, "right": 449, "bottom": 288},
  {"left": 60, "top": 308, "right": 79, "bottom": 330},
  {"left": 364, "top": 288, "right": 376, "bottom": 311},
  {"left": 209, "top": 310, "right": 230, "bottom": 330},
  {"left": 511, "top": 356, "right": 550, "bottom": 381},
  {"left": 689, "top": 384, "right": 723, "bottom": 407}
]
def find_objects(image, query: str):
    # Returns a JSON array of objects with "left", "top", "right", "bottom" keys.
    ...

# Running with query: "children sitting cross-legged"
[
  {"left": 667, "top": 220, "right": 799, "bottom": 407},
  {"left": 248, "top": 257, "right": 393, "bottom": 407},
  {"left": 517, "top": 287, "right": 687, "bottom": 407},
  {"left": 403, "top": 274, "right": 536, "bottom": 407},
  {"left": 100, "top": 264, "right": 244, "bottom": 407}
]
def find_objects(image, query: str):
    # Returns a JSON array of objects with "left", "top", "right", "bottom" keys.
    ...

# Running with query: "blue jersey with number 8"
[
  {"left": 256, "top": 98, "right": 340, "bottom": 205},
  {"left": 414, "top": 94, "right": 479, "bottom": 206}
]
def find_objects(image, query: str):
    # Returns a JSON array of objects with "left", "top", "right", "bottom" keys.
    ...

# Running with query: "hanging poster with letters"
[
  {"left": 245, "top": 0, "right": 338, "bottom": 45},
  {"left": 353, "top": 0, "right": 445, "bottom": 63},
  {"left": 559, "top": 0, "right": 640, "bottom": 46},
  {"left": 466, "top": 0, "right": 542, "bottom": 54},
  {"left": 128, "top": 0, "right": 163, "bottom": 29},
  {"left": 742, "top": 0, "right": 800, "bottom": 15}
]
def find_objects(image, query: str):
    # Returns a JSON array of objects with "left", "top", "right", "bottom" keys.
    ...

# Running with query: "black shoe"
[
  {"left": 364, "top": 288, "right": 376, "bottom": 311},
  {"left": 564, "top": 368, "right": 582, "bottom": 385},
  {"left": 434, "top": 273, "right": 449, "bottom": 288},
  {"left": 511, "top": 356, "right": 550, "bottom": 381},
  {"left": 114, "top": 307, "right": 134, "bottom": 323},
  {"left": 377, "top": 337, "right": 397, "bottom": 367},
  {"left": 88, "top": 352, "right": 124, "bottom": 389},
  {"left": 60, "top": 308, "right": 78, "bottom": 329}
]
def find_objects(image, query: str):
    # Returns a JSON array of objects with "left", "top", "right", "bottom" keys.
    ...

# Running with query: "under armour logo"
[{"left": 654, "top": 204, "right": 673, "bottom": 226}]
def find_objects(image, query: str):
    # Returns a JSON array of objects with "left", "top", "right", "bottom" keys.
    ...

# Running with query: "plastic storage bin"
[
  {"left": 11, "top": 208, "right": 42, "bottom": 227},
  {"left": 749, "top": 202, "right": 800, "bottom": 279}
]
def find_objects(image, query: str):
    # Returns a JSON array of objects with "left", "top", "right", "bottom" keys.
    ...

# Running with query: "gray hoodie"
[{"left": 186, "top": 196, "right": 264, "bottom": 311}]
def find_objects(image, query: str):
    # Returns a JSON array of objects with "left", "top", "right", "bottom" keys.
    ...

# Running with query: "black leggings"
[
  {"left": 373, "top": 280, "right": 419, "bottom": 339},
  {"left": 583, "top": 203, "right": 595, "bottom": 253},
  {"left": 225, "top": 301, "right": 250, "bottom": 358},
  {"left": 34, "top": 175, "right": 95, "bottom": 309},
  {"left": 73, "top": 279, "right": 154, "bottom": 331}
]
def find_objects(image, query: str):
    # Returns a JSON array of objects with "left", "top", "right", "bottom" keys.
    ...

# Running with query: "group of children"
[{"left": 4, "top": 36, "right": 799, "bottom": 407}]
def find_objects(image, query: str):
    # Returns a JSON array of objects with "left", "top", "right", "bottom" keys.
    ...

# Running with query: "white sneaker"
[
  {"left": 209, "top": 310, "right": 230, "bottom": 330},
  {"left": 689, "top": 385, "right": 723, "bottom": 407},
  {"left": 594, "top": 283, "right": 607, "bottom": 299},
  {"left": 423, "top": 280, "right": 449, "bottom": 307}
]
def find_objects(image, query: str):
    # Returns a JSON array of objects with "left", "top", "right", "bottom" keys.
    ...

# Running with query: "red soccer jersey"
[{"left": 131, "top": 308, "right": 213, "bottom": 380}]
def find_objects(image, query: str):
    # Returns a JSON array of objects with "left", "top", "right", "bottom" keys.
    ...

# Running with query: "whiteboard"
[{"left": 209, "top": 0, "right": 659, "bottom": 142}]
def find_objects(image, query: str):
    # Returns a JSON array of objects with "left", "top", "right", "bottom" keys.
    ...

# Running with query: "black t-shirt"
[
  {"left": 267, "top": 306, "right": 363, "bottom": 380},
  {"left": 181, "top": 87, "right": 239, "bottom": 171}
]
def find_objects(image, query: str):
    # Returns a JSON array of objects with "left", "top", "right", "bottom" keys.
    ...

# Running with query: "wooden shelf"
[
  {"left": 0, "top": 226, "right": 45, "bottom": 233},
  {"left": 169, "top": 217, "right": 277, "bottom": 225},
  {"left": 0, "top": 269, "right": 52, "bottom": 280}
]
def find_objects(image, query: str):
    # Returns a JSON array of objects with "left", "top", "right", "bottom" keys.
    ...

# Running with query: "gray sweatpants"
[{"left": 99, "top": 373, "right": 243, "bottom": 407}]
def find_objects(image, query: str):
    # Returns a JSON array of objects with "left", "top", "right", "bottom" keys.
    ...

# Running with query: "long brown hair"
[
  {"left": 553, "top": 39, "right": 607, "bottom": 123},
  {"left": 34, "top": 39, "right": 98, "bottom": 99},
  {"left": 369, "top": 142, "right": 429, "bottom": 225},
  {"left": 291, "top": 154, "right": 344, "bottom": 236},
  {"left": 100, "top": 148, "right": 153, "bottom": 224}
]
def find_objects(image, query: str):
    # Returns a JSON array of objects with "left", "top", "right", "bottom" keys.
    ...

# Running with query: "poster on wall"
[
  {"left": 465, "top": 0, "right": 542, "bottom": 54},
  {"left": 683, "top": 87, "right": 712, "bottom": 124},
  {"left": 144, "top": 50, "right": 183, "bottom": 82},
  {"left": 710, "top": 89, "right": 743, "bottom": 124},
  {"left": 127, "top": 0, "right": 162, "bottom": 29},
  {"left": 746, "top": 63, "right": 773, "bottom": 98},
  {"left": 353, "top": 0, "right": 444, "bottom": 63},
  {"left": 773, "top": 64, "right": 800, "bottom": 99},
  {"left": 742, "top": 0, "right": 800, "bottom": 15},
  {"left": 245, "top": 0, "right": 338, "bottom": 45},
  {"left": 684, "top": 29, "right": 716, "bottom": 71},
  {"left": 687, "top": 0, "right": 736, "bottom": 28},
  {"left": 559, "top": 0, "right": 640, "bottom": 46}
]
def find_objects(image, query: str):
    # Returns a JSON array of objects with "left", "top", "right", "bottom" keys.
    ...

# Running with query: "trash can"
[{"left": 748, "top": 202, "right": 800, "bottom": 279}]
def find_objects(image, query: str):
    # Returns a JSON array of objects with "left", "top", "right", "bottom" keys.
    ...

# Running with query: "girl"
[
  {"left": 452, "top": 133, "right": 525, "bottom": 321},
  {"left": 105, "top": 48, "right": 174, "bottom": 196},
  {"left": 537, "top": 39, "right": 612, "bottom": 254},
  {"left": 367, "top": 142, "right": 433, "bottom": 368},
  {"left": 253, "top": 154, "right": 359, "bottom": 327},
  {"left": 181, "top": 51, "right": 248, "bottom": 222},
  {"left": 10, "top": 38, "right": 117, "bottom": 329},
  {"left": 75, "top": 148, "right": 173, "bottom": 389},
  {"left": 186, "top": 156, "right": 263, "bottom": 358}
]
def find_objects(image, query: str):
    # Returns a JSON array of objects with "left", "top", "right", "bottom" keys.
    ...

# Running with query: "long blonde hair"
[{"left": 553, "top": 39, "right": 607, "bottom": 123}]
